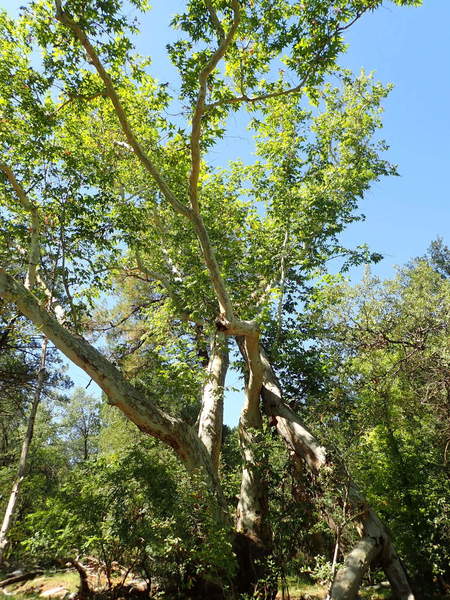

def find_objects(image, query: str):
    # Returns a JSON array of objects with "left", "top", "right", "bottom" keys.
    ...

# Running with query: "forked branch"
[{"left": 189, "top": 0, "right": 240, "bottom": 212}]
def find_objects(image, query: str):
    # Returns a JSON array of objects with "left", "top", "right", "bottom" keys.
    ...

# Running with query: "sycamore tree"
[{"left": 0, "top": 0, "right": 422, "bottom": 598}]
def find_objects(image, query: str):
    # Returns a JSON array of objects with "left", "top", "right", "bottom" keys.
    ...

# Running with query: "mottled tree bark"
[
  {"left": 0, "top": 271, "right": 225, "bottom": 512},
  {"left": 234, "top": 337, "right": 273, "bottom": 598},
  {"left": 329, "top": 536, "right": 380, "bottom": 600},
  {"left": 197, "top": 334, "right": 228, "bottom": 474},
  {"left": 381, "top": 541, "right": 416, "bottom": 600}
]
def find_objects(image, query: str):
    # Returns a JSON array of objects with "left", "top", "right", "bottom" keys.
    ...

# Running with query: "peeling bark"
[
  {"left": 236, "top": 336, "right": 271, "bottom": 546},
  {"left": 381, "top": 540, "right": 416, "bottom": 600},
  {"left": 235, "top": 337, "right": 273, "bottom": 598},
  {"left": 197, "top": 334, "right": 228, "bottom": 473},
  {"left": 329, "top": 536, "right": 380, "bottom": 600},
  {"left": 260, "top": 348, "right": 326, "bottom": 471}
]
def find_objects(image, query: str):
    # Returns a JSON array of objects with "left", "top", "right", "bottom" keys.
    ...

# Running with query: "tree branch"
[
  {"left": 54, "top": 2, "right": 193, "bottom": 220},
  {"left": 55, "top": 2, "right": 235, "bottom": 322},
  {"left": 189, "top": 0, "right": 240, "bottom": 213},
  {"left": 197, "top": 333, "right": 228, "bottom": 473},
  {"left": 205, "top": 79, "right": 308, "bottom": 111},
  {"left": 0, "top": 269, "right": 211, "bottom": 472},
  {"left": 133, "top": 251, "right": 196, "bottom": 323},
  {"left": 0, "top": 163, "right": 40, "bottom": 290},
  {"left": 205, "top": 0, "right": 225, "bottom": 41},
  {"left": 205, "top": 9, "right": 368, "bottom": 112},
  {"left": 259, "top": 347, "right": 327, "bottom": 471},
  {"left": 235, "top": 333, "right": 271, "bottom": 548}
]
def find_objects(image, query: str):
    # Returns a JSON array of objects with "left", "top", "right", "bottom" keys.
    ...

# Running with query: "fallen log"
[{"left": 0, "top": 570, "right": 44, "bottom": 588}]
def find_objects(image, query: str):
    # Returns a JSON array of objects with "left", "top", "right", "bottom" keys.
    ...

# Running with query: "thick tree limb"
[
  {"left": 205, "top": 1, "right": 225, "bottom": 41},
  {"left": 0, "top": 270, "right": 216, "bottom": 481},
  {"left": 260, "top": 348, "right": 326, "bottom": 470},
  {"left": 236, "top": 336, "right": 271, "bottom": 548},
  {"left": 190, "top": 203, "right": 235, "bottom": 320},
  {"left": 68, "top": 559, "right": 91, "bottom": 600},
  {"left": 259, "top": 348, "right": 415, "bottom": 600},
  {"left": 381, "top": 541, "right": 416, "bottom": 600},
  {"left": 329, "top": 536, "right": 380, "bottom": 600},
  {"left": 197, "top": 333, "right": 228, "bottom": 473}
]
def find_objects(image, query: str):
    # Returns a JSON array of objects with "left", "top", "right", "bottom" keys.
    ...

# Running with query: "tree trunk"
[
  {"left": 259, "top": 347, "right": 416, "bottom": 600},
  {"left": 381, "top": 541, "right": 416, "bottom": 600},
  {"left": 329, "top": 536, "right": 380, "bottom": 600},
  {"left": 0, "top": 337, "right": 48, "bottom": 564},
  {"left": 197, "top": 334, "right": 228, "bottom": 474},
  {"left": 68, "top": 559, "right": 91, "bottom": 600},
  {"left": 234, "top": 337, "right": 273, "bottom": 598}
]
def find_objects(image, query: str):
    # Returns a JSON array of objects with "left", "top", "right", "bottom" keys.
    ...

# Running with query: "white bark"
[
  {"left": 197, "top": 334, "right": 229, "bottom": 474},
  {"left": 260, "top": 348, "right": 326, "bottom": 470},
  {"left": 329, "top": 536, "right": 380, "bottom": 600},
  {"left": 381, "top": 540, "right": 416, "bottom": 600},
  {"left": 0, "top": 337, "right": 48, "bottom": 563},
  {"left": 55, "top": 7, "right": 236, "bottom": 322},
  {"left": 188, "top": 0, "right": 240, "bottom": 213}
]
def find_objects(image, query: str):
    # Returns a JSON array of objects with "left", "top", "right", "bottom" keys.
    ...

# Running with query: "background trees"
[{"left": 280, "top": 245, "right": 450, "bottom": 594}]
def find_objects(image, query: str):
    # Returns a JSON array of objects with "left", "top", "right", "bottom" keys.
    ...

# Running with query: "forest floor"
[
  {"left": 0, "top": 569, "right": 79, "bottom": 599},
  {"left": 277, "top": 576, "right": 391, "bottom": 600},
  {"left": 0, "top": 570, "right": 393, "bottom": 600}
]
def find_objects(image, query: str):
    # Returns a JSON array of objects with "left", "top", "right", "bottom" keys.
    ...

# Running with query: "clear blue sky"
[{"left": 2, "top": 1, "right": 449, "bottom": 425}]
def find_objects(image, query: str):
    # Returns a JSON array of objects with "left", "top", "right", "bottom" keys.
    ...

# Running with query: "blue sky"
[
  {"left": 2, "top": 0, "right": 449, "bottom": 424},
  {"left": 338, "top": 1, "right": 450, "bottom": 279}
]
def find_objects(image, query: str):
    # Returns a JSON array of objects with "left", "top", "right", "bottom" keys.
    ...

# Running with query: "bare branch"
[
  {"left": 133, "top": 251, "right": 195, "bottom": 322},
  {"left": 54, "top": 89, "right": 107, "bottom": 114},
  {"left": 35, "top": 272, "right": 66, "bottom": 324}
]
